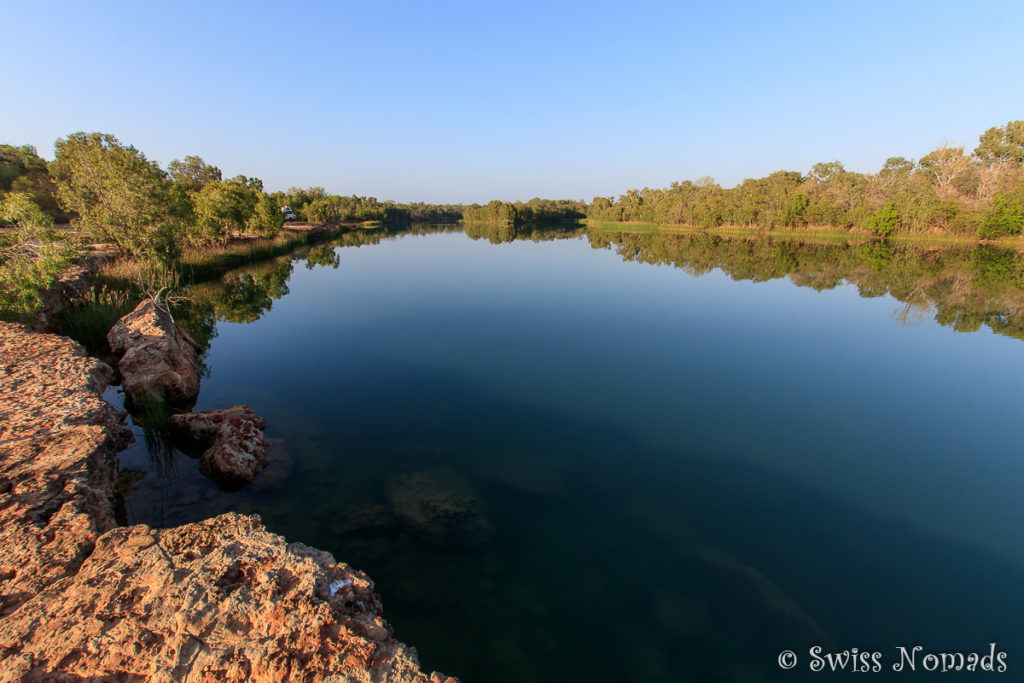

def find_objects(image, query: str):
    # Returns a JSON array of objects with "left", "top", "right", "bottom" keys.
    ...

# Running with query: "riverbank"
[
  {"left": 98, "top": 220, "right": 371, "bottom": 288},
  {"left": 0, "top": 321, "right": 455, "bottom": 680}
]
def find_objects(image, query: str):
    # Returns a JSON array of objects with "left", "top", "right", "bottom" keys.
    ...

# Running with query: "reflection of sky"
[{"left": 199, "top": 232, "right": 1024, "bottom": 566}]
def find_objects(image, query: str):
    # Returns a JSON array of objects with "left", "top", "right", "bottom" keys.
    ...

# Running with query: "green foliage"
[
  {"left": 382, "top": 202, "right": 463, "bottom": 223},
  {"left": 305, "top": 194, "right": 386, "bottom": 223},
  {"left": 277, "top": 186, "right": 327, "bottom": 215},
  {"left": 50, "top": 132, "right": 188, "bottom": 261},
  {"left": 979, "top": 192, "right": 1024, "bottom": 239},
  {"left": 462, "top": 198, "right": 584, "bottom": 225},
  {"left": 57, "top": 284, "right": 137, "bottom": 354},
  {"left": 247, "top": 193, "right": 285, "bottom": 237},
  {"left": 585, "top": 121, "right": 1024, "bottom": 238},
  {"left": 0, "top": 144, "right": 65, "bottom": 220},
  {"left": 192, "top": 179, "right": 258, "bottom": 244},
  {"left": 783, "top": 193, "right": 809, "bottom": 226},
  {"left": 809, "top": 161, "right": 845, "bottom": 184},
  {"left": 975, "top": 121, "right": 1024, "bottom": 167},
  {"left": 0, "top": 193, "right": 76, "bottom": 317},
  {"left": 868, "top": 202, "right": 901, "bottom": 237},
  {"left": 167, "top": 155, "right": 222, "bottom": 193}
]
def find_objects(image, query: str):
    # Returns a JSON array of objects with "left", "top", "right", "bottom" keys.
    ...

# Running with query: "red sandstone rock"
[
  {"left": 30, "top": 264, "right": 92, "bottom": 333},
  {"left": 107, "top": 299, "right": 202, "bottom": 405},
  {"left": 0, "top": 322, "right": 131, "bottom": 445},
  {"left": 169, "top": 404, "right": 269, "bottom": 486},
  {"left": 0, "top": 513, "right": 457, "bottom": 683},
  {"left": 0, "top": 323, "right": 129, "bottom": 617}
]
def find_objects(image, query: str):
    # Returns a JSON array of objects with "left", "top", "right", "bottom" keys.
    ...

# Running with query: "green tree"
[
  {"left": 979, "top": 192, "right": 1024, "bottom": 239},
  {"left": 0, "top": 144, "right": 63, "bottom": 219},
  {"left": 167, "top": 155, "right": 222, "bottom": 193},
  {"left": 0, "top": 193, "right": 75, "bottom": 316},
  {"left": 809, "top": 161, "right": 845, "bottom": 184},
  {"left": 247, "top": 193, "right": 285, "bottom": 237},
  {"left": 50, "top": 132, "right": 187, "bottom": 261},
  {"left": 192, "top": 179, "right": 258, "bottom": 244},
  {"left": 868, "top": 202, "right": 901, "bottom": 237},
  {"left": 974, "top": 121, "right": 1024, "bottom": 167}
]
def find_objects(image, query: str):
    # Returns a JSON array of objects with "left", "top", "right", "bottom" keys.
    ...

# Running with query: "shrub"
[
  {"left": 868, "top": 202, "right": 900, "bottom": 237},
  {"left": 0, "top": 193, "right": 75, "bottom": 317},
  {"left": 979, "top": 192, "right": 1024, "bottom": 239}
]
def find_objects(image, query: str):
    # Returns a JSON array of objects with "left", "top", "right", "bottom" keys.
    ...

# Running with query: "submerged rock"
[
  {"left": 386, "top": 468, "right": 494, "bottom": 547},
  {"left": 248, "top": 437, "right": 292, "bottom": 493},
  {"left": 107, "top": 299, "right": 201, "bottom": 406},
  {"left": 334, "top": 503, "right": 400, "bottom": 538},
  {"left": 168, "top": 404, "right": 268, "bottom": 487},
  {"left": 0, "top": 513, "right": 458, "bottom": 683}
]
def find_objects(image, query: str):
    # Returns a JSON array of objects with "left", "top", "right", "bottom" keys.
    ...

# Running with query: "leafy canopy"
[
  {"left": 50, "top": 132, "right": 187, "bottom": 261},
  {"left": 0, "top": 193, "right": 75, "bottom": 316}
]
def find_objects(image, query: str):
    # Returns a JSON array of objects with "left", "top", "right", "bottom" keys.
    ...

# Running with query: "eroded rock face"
[
  {"left": 169, "top": 405, "right": 269, "bottom": 487},
  {"left": 0, "top": 321, "right": 131, "bottom": 444},
  {"left": 0, "top": 322, "right": 130, "bottom": 617},
  {"left": 0, "top": 513, "right": 457, "bottom": 683},
  {"left": 107, "top": 299, "right": 202, "bottom": 405},
  {"left": 386, "top": 468, "right": 494, "bottom": 547},
  {"left": 30, "top": 264, "right": 92, "bottom": 333}
]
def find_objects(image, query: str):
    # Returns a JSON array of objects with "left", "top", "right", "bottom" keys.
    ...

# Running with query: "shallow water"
[{"left": 115, "top": 227, "right": 1024, "bottom": 681}]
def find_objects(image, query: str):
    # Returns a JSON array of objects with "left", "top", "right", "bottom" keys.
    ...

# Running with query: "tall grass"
[
  {"left": 97, "top": 227, "right": 345, "bottom": 290},
  {"left": 58, "top": 284, "right": 138, "bottom": 355}
]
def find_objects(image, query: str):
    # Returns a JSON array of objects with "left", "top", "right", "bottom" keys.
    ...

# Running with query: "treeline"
[
  {"left": 272, "top": 188, "right": 463, "bottom": 224},
  {"left": 271, "top": 192, "right": 586, "bottom": 226},
  {"left": 462, "top": 198, "right": 586, "bottom": 224},
  {"left": 589, "top": 121, "right": 1024, "bottom": 238}
]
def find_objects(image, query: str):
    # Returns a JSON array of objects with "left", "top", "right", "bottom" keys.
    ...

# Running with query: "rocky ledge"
[{"left": 0, "top": 322, "right": 456, "bottom": 682}]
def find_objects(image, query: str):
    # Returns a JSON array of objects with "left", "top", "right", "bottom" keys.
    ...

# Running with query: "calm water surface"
[{"left": 114, "top": 228, "right": 1024, "bottom": 681}]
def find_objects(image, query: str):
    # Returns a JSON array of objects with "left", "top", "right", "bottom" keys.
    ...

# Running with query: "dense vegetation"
[
  {"left": 588, "top": 121, "right": 1024, "bottom": 238},
  {"left": 4, "top": 122, "right": 1024, "bottom": 320},
  {"left": 1, "top": 133, "right": 292, "bottom": 317},
  {"left": 269, "top": 187, "right": 463, "bottom": 225},
  {"left": 462, "top": 198, "right": 585, "bottom": 224}
]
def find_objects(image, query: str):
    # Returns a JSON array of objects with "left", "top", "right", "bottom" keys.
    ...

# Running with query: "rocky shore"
[{"left": 0, "top": 321, "right": 456, "bottom": 682}]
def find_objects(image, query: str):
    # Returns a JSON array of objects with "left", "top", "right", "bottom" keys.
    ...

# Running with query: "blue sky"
[{"left": 3, "top": 1, "right": 1022, "bottom": 203}]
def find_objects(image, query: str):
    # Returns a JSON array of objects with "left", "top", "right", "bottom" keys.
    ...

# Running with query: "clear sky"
[{"left": 3, "top": 1, "right": 1023, "bottom": 203}]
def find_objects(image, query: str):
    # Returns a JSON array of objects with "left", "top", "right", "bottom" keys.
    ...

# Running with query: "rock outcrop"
[
  {"left": 386, "top": 468, "right": 494, "bottom": 547},
  {"left": 29, "top": 264, "right": 92, "bottom": 333},
  {"left": 169, "top": 404, "right": 269, "bottom": 487},
  {"left": 107, "top": 299, "right": 202, "bottom": 405},
  {"left": 0, "top": 322, "right": 457, "bottom": 682},
  {"left": 0, "top": 513, "right": 457, "bottom": 683},
  {"left": 0, "top": 322, "right": 131, "bottom": 617}
]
